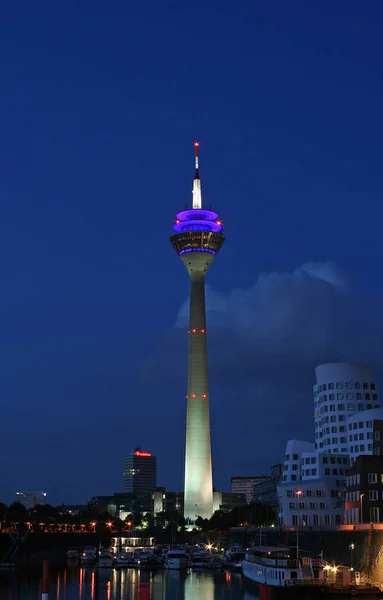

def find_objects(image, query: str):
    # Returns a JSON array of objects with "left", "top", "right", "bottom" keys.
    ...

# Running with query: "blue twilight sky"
[{"left": 1, "top": 0, "right": 383, "bottom": 505}]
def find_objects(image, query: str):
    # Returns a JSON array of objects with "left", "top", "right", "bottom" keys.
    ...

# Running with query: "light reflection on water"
[{"left": 0, "top": 566, "right": 258, "bottom": 600}]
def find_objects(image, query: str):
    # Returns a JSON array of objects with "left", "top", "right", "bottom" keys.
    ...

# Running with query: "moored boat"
[
  {"left": 242, "top": 545, "right": 326, "bottom": 588},
  {"left": 98, "top": 549, "right": 114, "bottom": 568},
  {"left": 80, "top": 547, "right": 97, "bottom": 565},
  {"left": 114, "top": 551, "right": 134, "bottom": 568},
  {"left": 165, "top": 549, "right": 189, "bottom": 570}
]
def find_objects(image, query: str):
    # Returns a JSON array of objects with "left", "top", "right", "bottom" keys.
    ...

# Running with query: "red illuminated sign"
[{"left": 134, "top": 451, "right": 152, "bottom": 457}]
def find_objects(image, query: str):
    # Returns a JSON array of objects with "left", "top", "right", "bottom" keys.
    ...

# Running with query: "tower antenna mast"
[{"left": 192, "top": 142, "right": 202, "bottom": 209}]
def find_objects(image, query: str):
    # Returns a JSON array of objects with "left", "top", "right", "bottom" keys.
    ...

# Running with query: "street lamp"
[
  {"left": 349, "top": 543, "right": 355, "bottom": 571},
  {"left": 295, "top": 490, "right": 303, "bottom": 559},
  {"left": 360, "top": 494, "right": 364, "bottom": 524}
]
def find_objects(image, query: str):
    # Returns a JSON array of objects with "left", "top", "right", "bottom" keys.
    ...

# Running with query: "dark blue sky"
[{"left": 1, "top": 1, "right": 383, "bottom": 505}]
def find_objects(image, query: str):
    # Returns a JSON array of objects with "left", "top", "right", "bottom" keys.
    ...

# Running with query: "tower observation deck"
[{"left": 170, "top": 143, "right": 225, "bottom": 521}]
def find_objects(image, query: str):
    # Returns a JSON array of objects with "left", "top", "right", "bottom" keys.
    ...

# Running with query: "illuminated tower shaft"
[{"left": 170, "top": 143, "right": 224, "bottom": 521}]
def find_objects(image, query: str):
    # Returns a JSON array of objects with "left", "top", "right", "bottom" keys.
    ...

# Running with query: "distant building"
[
  {"left": 253, "top": 464, "right": 282, "bottom": 510},
  {"left": 345, "top": 455, "right": 383, "bottom": 524},
  {"left": 14, "top": 491, "right": 47, "bottom": 510},
  {"left": 89, "top": 493, "right": 152, "bottom": 519},
  {"left": 123, "top": 448, "right": 157, "bottom": 494},
  {"left": 231, "top": 476, "right": 269, "bottom": 504},
  {"left": 213, "top": 491, "right": 247, "bottom": 513},
  {"left": 152, "top": 489, "right": 184, "bottom": 515}
]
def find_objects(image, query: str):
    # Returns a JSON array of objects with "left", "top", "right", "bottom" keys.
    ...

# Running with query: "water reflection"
[{"left": 0, "top": 566, "right": 258, "bottom": 600}]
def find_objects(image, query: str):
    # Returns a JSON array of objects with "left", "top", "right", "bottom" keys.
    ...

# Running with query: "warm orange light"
[
  {"left": 127, "top": 521, "right": 132, "bottom": 526},
  {"left": 202, "top": 394, "right": 207, "bottom": 398},
  {"left": 191, "top": 394, "right": 196, "bottom": 398},
  {"left": 134, "top": 451, "right": 152, "bottom": 457},
  {"left": 295, "top": 490, "right": 303, "bottom": 497},
  {"left": 194, "top": 141, "right": 200, "bottom": 147},
  {"left": 106, "top": 521, "right": 113, "bottom": 528}
]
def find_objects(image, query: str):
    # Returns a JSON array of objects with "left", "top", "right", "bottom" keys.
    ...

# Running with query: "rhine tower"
[{"left": 170, "top": 143, "right": 225, "bottom": 521}]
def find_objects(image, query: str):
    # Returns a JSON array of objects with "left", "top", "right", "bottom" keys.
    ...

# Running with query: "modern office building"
[
  {"left": 123, "top": 448, "right": 157, "bottom": 494},
  {"left": 347, "top": 408, "right": 383, "bottom": 463},
  {"left": 345, "top": 455, "right": 383, "bottom": 524},
  {"left": 278, "top": 477, "right": 346, "bottom": 526},
  {"left": 170, "top": 143, "right": 225, "bottom": 521},
  {"left": 314, "top": 363, "right": 379, "bottom": 454},
  {"left": 231, "top": 476, "right": 269, "bottom": 504},
  {"left": 253, "top": 464, "right": 282, "bottom": 510},
  {"left": 14, "top": 491, "right": 47, "bottom": 510}
]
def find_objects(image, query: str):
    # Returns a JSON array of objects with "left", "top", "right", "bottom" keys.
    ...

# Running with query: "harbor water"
[{"left": 0, "top": 567, "right": 258, "bottom": 600}]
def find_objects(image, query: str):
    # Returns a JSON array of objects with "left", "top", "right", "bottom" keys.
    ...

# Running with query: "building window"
[
  {"left": 325, "top": 468, "right": 330, "bottom": 475},
  {"left": 360, "top": 444, "right": 365, "bottom": 451},
  {"left": 338, "top": 404, "right": 344, "bottom": 411},
  {"left": 358, "top": 404, "right": 364, "bottom": 411},
  {"left": 348, "top": 404, "right": 355, "bottom": 411},
  {"left": 289, "top": 502, "right": 296, "bottom": 509},
  {"left": 292, "top": 515, "right": 297, "bottom": 526},
  {"left": 355, "top": 382, "right": 361, "bottom": 389},
  {"left": 287, "top": 490, "right": 293, "bottom": 497},
  {"left": 293, "top": 454, "right": 299, "bottom": 460},
  {"left": 346, "top": 382, "right": 352, "bottom": 389},
  {"left": 357, "top": 474, "right": 360, "bottom": 484},
  {"left": 311, "top": 469, "right": 317, "bottom": 476},
  {"left": 347, "top": 393, "right": 353, "bottom": 399},
  {"left": 371, "top": 383, "right": 376, "bottom": 390},
  {"left": 323, "top": 457, "right": 328, "bottom": 464},
  {"left": 292, "top": 464, "right": 298, "bottom": 471},
  {"left": 366, "top": 393, "right": 371, "bottom": 400},
  {"left": 329, "top": 393, "right": 335, "bottom": 400},
  {"left": 369, "top": 490, "right": 378, "bottom": 501},
  {"left": 359, "top": 433, "right": 364, "bottom": 440},
  {"left": 374, "top": 447, "right": 381, "bottom": 456},
  {"left": 324, "top": 514, "right": 331, "bottom": 524},
  {"left": 368, "top": 473, "right": 378, "bottom": 484},
  {"left": 373, "top": 394, "right": 378, "bottom": 401},
  {"left": 356, "top": 393, "right": 362, "bottom": 400},
  {"left": 368, "top": 444, "right": 373, "bottom": 451},
  {"left": 336, "top": 382, "right": 343, "bottom": 389},
  {"left": 330, "top": 405, "right": 335, "bottom": 412},
  {"left": 375, "top": 431, "right": 381, "bottom": 441},
  {"left": 370, "top": 507, "right": 380, "bottom": 523},
  {"left": 337, "top": 393, "right": 344, "bottom": 400},
  {"left": 363, "top": 383, "right": 369, "bottom": 389},
  {"left": 292, "top": 475, "right": 297, "bottom": 481},
  {"left": 367, "top": 421, "right": 373, "bottom": 427},
  {"left": 306, "top": 490, "right": 312, "bottom": 497}
]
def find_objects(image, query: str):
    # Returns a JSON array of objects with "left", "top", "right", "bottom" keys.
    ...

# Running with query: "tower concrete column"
[{"left": 170, "top": 143, "right": 225, "bottom": 523}]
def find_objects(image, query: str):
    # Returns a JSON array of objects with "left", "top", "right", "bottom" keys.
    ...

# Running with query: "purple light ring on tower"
[{"left": 173, "top": 220, "right": 222, "bottom": 233}]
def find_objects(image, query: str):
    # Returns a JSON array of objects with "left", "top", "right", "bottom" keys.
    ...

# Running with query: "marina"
[{"left": 0, "top": 566, "right": 255, "bottom": 599}]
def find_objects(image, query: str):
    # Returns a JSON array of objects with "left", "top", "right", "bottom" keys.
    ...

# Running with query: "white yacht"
[
  {"left": 165, "top": 549, "right": 189, "bottom": 570},
  {"left": 242, "top": 545, "right": 326, "bottom": 588}
]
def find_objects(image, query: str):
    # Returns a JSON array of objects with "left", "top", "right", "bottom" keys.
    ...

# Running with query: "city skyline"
[{"left": 1, "top": 1, "right": 383, "bottom": 504}]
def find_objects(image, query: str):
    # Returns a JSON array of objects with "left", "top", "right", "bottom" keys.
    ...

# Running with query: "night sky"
[{"left": 1, "top": 1, "right": 383, "bottom": 505}]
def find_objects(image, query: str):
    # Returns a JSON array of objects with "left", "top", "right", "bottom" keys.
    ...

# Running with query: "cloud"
[{"left": 135, "top": 261, "right": 383, "bottom": 488}]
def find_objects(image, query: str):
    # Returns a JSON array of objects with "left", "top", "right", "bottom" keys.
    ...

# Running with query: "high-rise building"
[
  {"left": 123, "top": 448, "right": 157, "bottom": 494},
  {"left": 170, "top": 142, "right": 225, "bottom": 521},
  {"left": 314, "top": 363, "right": 379, "bottom": 454}
]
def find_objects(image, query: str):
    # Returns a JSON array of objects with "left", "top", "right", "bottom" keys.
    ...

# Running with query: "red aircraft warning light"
[{"left": 134, "top": 451, "right": 152, "bottom": 457}]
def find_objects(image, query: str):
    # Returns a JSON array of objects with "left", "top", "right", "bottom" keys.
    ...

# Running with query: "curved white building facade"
[{"left": 314, "top": 363, "right": 379, "bottom": 454}]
